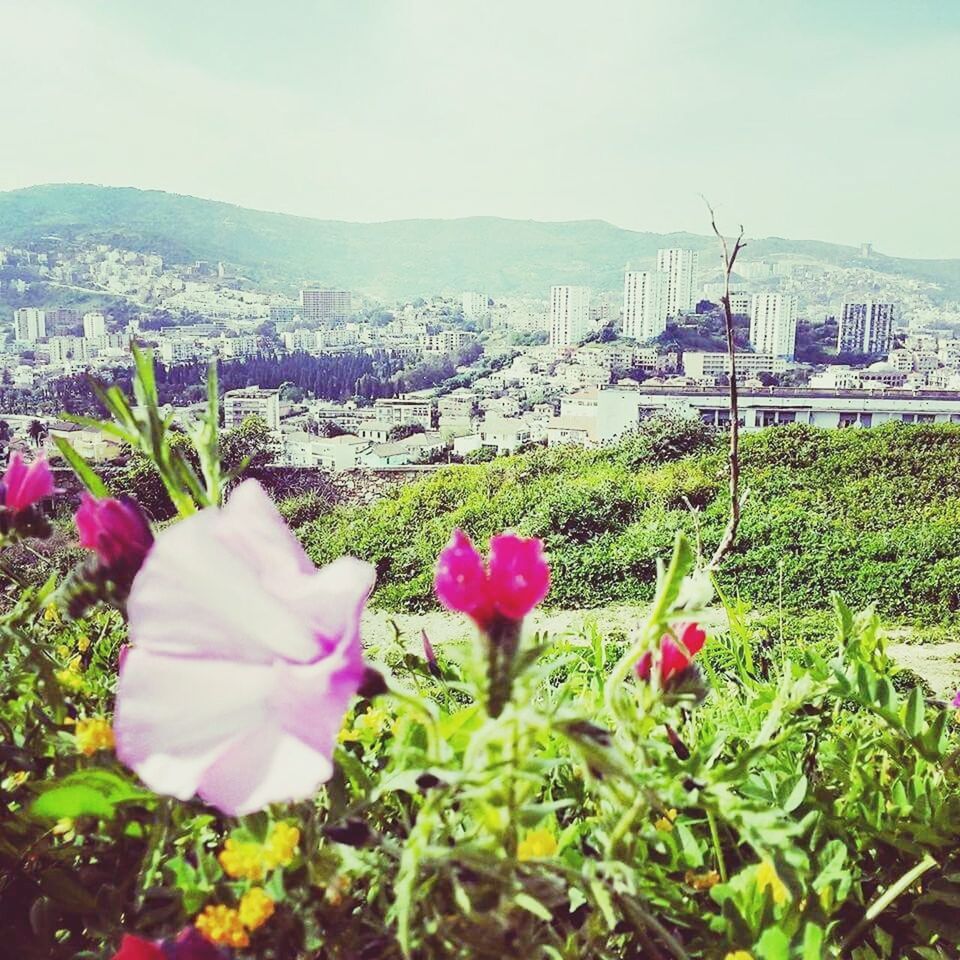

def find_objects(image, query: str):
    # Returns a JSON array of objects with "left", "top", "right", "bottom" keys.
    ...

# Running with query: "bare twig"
[{"left": 702, "top": 199, "right": 746, "bottom": 571}]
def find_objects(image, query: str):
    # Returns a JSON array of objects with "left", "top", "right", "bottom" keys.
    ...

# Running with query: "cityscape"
[{"left": 2, "top": 219, "right": 960, "bottom": 475}]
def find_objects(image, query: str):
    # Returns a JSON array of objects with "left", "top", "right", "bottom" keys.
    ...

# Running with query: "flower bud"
[
  {"left": 635, "top": 622, "right": 707, "bottom": 685},
  {"left": 487, "top": 532, "right": 550, "bottom": 621},
  {"left": 74, "top": 494, "right": 153, "bottom": 574},
  {"left": 434, "top": 529, "right": 494, "bottom": 625},
  {"left": 2, "top": 454, "right": 54, "bottom": 513}
]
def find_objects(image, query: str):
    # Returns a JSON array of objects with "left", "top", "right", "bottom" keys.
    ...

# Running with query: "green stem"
[
  {"left": 706, "top": 808, "right": 728, "bottom": 882},
  {"left": 388, "top": 684, "right": 440, "bottom": 763},
  {"left": 840, "top": 853, "right": 937, "bottom": 955},
  {"left": 605, "top": 791, "right": 645, "bottom": 859}
]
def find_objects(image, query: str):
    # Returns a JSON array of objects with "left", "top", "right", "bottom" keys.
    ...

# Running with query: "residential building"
[
  {"left": 300, "top": 288, "right": 351, "bottom": 323},
  {"left": 549, "top": 285, "right": 591, "bottom": 346},
  {"left": 622, "top": 270, "right": 667, "bottom": 341},
  {"left": 750, "top": 294, "right": 798, "bottom": 359},
  {"left": 683, "top": 351, "right": 789, "bottom": 380},
  {"left": 656, "top": 248, "right": 699, "bottom": 317},
  {"left": 462, "top": 291, "right": 488, "bottom": 320},
  {"left": 837, "top": 302, "right": 897, "bottom": 355},
  {"left": 373, "top": 396, "right": 435, "bottom": 428},
  {"left": 82, "top": 311, "right": 107, "bottom": 339},
  {"left": 223, "top": 387, "right": 281, "bottom": 431},
  {"left": 421, "top": 330, "right": 477, "bottom": 353},
  {"left": 479, "top": 418, "right": 532, "bottom": 454},
  {"left": 14, "top": 307, "right": 46, "bottom": 342}
]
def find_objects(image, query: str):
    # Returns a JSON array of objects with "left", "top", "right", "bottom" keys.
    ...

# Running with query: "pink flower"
[
  {"left": 111, "top": 929, "right": 225, "bottom": 960},
  {"left": 111, "top": 936, "right": 164, "bottom": 960},
  {"left": 635, "top": 622, "right": 707, "bottom": 685},
  {"left": 434, "top": 529, "right": 549, "bottom": 627},
  {"left": 1, "top": 453, "right": 54, "bottom": 513},
  {"left": 114, "top": 480, "right": 375, "bottom": 816},
  {"left": 952, "top": 690, "right": 960, "bottom": 708},
  {"left": 75, "top": 494, "right": 153, "bottom": 571}
]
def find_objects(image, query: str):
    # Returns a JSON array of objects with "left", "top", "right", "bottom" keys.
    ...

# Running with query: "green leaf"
[
  {"left": 781, "top": 774, "right": 808, "bottom": 813},
  {"left": 755, "top": 923, "right": 791, "bottom": 960},
  {"left": 674, "top": 821, "right": 704, "bottom": 869},
  {"left": 52, "top": 437, "right": 109, "bottom": 497},
  {"left": 904, "top": 687, "right": 925, "bottom": 737},
  {"left": 802, "top": 922, "right": 825, "bottom": 960},
  {"left": 514, "top": 892, "right": 552, "bottom": 921},
  {"left": 31, "top": 770, "right": 153, "bottom": 820}
]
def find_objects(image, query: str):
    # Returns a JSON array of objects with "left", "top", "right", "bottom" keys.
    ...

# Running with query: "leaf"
[
  {"left": 802, "top": 922, "right": 825, "bottom": 960},
  {"left": 52, "top": 438, "right": 109, "bottom": 497},
  {"left": 674, "top": 821, "right": 704, "bottom": 869},
  {"left": 31, "top": 770, "right": 153, "bottom": 820},
  {"left": 904, "top": 687, "right": 925, "bottom": 737},
  {"left": 755, "top": 923, "right": 791, "bottom": 960},
  {"left": 781, "top": 775, "right": 808, "bottom": 814},
  {"left": 514, "top": 892, "right": 552, "bottom": 921}
]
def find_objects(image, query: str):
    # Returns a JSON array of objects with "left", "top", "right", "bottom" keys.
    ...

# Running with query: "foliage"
[{"left": 299, "top": 420, "right": 960, "bottom": 624}]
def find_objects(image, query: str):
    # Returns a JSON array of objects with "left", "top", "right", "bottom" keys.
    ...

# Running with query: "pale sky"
[{"left": 2, "top": 0, "right": 958, "bottom": 259}]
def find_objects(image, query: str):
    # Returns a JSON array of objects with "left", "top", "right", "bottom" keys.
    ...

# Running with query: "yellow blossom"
[
  {"left": 53, "top": 818, "right": 76, "bottom": 842},
  {"left": 74, "top": 717, "right": 114, "bottom": 756},
  {"left": 724, "top": 952, "right": 754, "bottom": 960},
  {"left": 76, "top": 635, "right": 91, "bottom": 653},
  {"left": 263, "top": 822, "right": 300, "bottom": 869},
  {"left": 56, "top": 644, "right": 71, "bottom": 658},
  {"left": 55, "top": 657, "right": 84, "bottom": 690},
  {"left": 655, "top": 808, "right": 678, "bottom": 833},
  {"left": 43, "top": 604, "right": 60, "bottom": 623},
  {"left": 195, "top": 905, "right": 249, "bottom": 948},
  {"left": 238, "top": 887, "right": 275, "bottom": 930},
  {"left": 756, "top": 861, "right": 789, "bottom": 905},
  {"left": 685, "top": 869, "right": 721, "bottom": 890},
  {"left": 218, "top": 838, "right": 266, "bottom": 881},
  {"left": 517, "top": 827, "right": 558, "bottom": 861}
]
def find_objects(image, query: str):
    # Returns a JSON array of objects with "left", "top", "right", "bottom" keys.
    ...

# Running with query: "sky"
[{"left": 2, "top": 0, "right": 959, "bottom": 259}]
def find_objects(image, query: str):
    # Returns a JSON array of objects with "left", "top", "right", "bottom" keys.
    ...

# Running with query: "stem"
[
  {"left": 388, "top": 684, "right": 440, "bottom": 763},
  {"left": 840, "top": 853, "right": 937, "bottom": 955},
  {"left": 605, "top": 791, "right": 645, "bottom": 859},
  {"left": 706, "top": 808, "right": 728, "bottom": 882}
]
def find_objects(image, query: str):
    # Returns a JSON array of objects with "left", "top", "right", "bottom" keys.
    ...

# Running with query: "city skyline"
[{"left": 2, "top": 1, "right": 959, "bottom": 260}]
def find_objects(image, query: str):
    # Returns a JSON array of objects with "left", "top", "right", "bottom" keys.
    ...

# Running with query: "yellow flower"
[
  {"left": 56, "top": 644, "right": 71, "bottom": 658},
  {"left": 44, "top": 604, "right": 60, "bottom": 623},
  {"left": 238, "top": 887, "right": 275, "bottom": 931},
  {"left": 655, "top": 808, "right": 678, "bottom": 833},
  {"left": 76, "top": 635, "right": 91, "bottom": 653},
  {"left": 724, "top": 952, "right": 754, "bottom": 960},
  {"left": 195, "top": 905, "right": 249, "bottom": 948},
  {"left": 218, "top": 838, "right": 266, "bottom": 881},
  {"left": 53, "top": 817, "right": 76, "bottom": 842},
  {"left": 517, "top": 827, "right": 558, "bottom": 861},
  {"left": 756, "top": 860, "right": 789, "bottom": 905},
  {"left": 74, "top": 717, "right": 114, "bottom": 756},
  {"left": 263, "top": 822, "right": 300, "bottom": 869},
  {"left": 55, "top": 657, "right": 84, "bottom": 690},
  {"left": 685, "top": 869, "right": 721, "bottom": 890}
]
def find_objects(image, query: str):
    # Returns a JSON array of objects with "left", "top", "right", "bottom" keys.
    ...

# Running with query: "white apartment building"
[
  {"left": 14, "top": 307, "right": 46, "bottom": 342},
  {"left": 461, "top": 291, "right": 488, "bottom": 321},
  {"left": 300, "top": 288, "right": 351, "bottom": 323},
  {"left": 656, "top": 248, "right": 699, "bottom": 317},
  {"left": 48, "top": 336, "right": 89, "bottom": 365},
  {"left": 750, "top": 294, "right": 798, "bottom": 359},
  {"left": 223, "top": 387, "right": 281, "bottom": 431},
  {"left": 158, "top": 339, "right": 197, "bottom": 363},
  {"left": 838, "top": 302, "right": 897, "bottom": 355},
  {"left": 622, "top": 270, "right": 668, "bottom": 341},
  {"left": 549, "top": 285, "right": 591, "bottom": 346},
  {"left": 373, "top": 396, "right": 435, "bottom": 428},
  {"left": 683, "top": 351, "right": 789, "bottom": 380},
  {"left": 83, "top": 312, "right": 107, "bottom": 339},
  {"left": 421, "top": 330, "right": 477, "bottom": 353}
]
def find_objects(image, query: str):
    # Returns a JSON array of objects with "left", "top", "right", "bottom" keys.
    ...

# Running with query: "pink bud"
[
  {"left": 2, "top": 454, "right": 54, "bottom": 513},
  {"left": 75, "top": 494, "right": 153, "bottom": 572},
  {"left": 635, "top": 622, "right": 707, "bottom": 684},
  {"left": 487, "top": 532, "right": 550, "bottom": 621},
  {"left": 422, "top": 629, "right": 441, "bottom": 678},
  {"left": 434, "top": 529, "right": 494, "bottom": 625},
  {"left": 953, "top": 690, "right": 960, "bottom": 708}
]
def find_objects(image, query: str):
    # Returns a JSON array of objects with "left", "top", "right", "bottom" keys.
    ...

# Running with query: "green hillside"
[
  {"left": 2, "top": 183, "right": 960, "bottom": 299},
  {"left": 297, "top": 420, "right": 960, "bottom": 623}
]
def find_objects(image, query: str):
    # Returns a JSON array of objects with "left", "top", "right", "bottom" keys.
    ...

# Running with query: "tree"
[
  {"left": 0, "top": 419, "right": 10, "bottom": 449},
  {"left": 387, "top": 423, "right": 426, "bottom": 441},
  {"left": 27, "top": 419, "right": 47, "bottom": 447},
  {"left": 220, "top": 416, "right": 274, "bottom": 474}
]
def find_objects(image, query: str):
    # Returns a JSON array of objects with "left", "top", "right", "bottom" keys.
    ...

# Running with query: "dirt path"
[{"left": 887, "top": 643, "right": 960, "bottom": 698}]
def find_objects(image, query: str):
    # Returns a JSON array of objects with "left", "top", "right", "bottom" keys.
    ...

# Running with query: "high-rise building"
[
  {"left": 83, "top": 312, "right": 107, "bottom": 339},
  {"left": 837, "top": 302, "right": 897, "bottom": 355},
  {"left": 14, "top": 308, "right": 46, "bottom": 342},
  {"left": 549, "top": 285, "right": 591, "bottom": 346},
  {"left": 656, "top": 248, "right": 699, "bottom": 317},
  {"left": 462, "top": 291, "right": 489, "bottom": 321},
  {"left": 750, "top": 294, "right": 798, "bottom": 359},
  {"left": 300, "top": 288, "right": 352, "bottom": 323},
  {"left": 622, "top": 271, "right": 667, "bottom": 341},
  {"left": 44, "top": 307, "right": 82, "bottom": 335},
  {"left": 223, "top": 387, "right": 281, "bottom": 431}
]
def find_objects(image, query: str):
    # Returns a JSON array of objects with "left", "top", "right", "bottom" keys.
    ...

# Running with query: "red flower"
[
  {"left": 111, "top": 935, "right": 164, "bottom": 960},
  {"left": 434, "top": 529, "right": 549, "bottom": 627},
  {"left": 635, "top": 622, "right": 707, "bottom": 684},
  {"left": 1, "top": 453, "right": 54, "bottom": 513},
  {"left": 75, "top": 494, "right": 153, "bottom": 571}
]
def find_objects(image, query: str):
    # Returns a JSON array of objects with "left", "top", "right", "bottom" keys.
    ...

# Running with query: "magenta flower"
[
  {"left": 635, "top": 622, "right": 707, "bottom": 685},
  {"left": 114, "top": 480, "right": 375, "bottom": 816},
  {"left": 434, "top": 529, "right": 549, "bottom": 627},
  {"left": 1, "top": 453, "right": 54, "bottom": 513},
  {"left": 952, "top": 690, "right": 960, "bottom": 708},
  {"left": 111, "top": 929, "right": 226, "bottom": 960},
  {"left": 75, "top": 494, "right": 153, "bottom": 572}
]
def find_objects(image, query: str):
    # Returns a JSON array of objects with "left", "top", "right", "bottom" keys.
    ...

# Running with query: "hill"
[
  {"left": 2, "top": 183, "right": 960, "bottom": 299},
  {"left": 295, "top": 420, "right": 960, "bottom": 624}
]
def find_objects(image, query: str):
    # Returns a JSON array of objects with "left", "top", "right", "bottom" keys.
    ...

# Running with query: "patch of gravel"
[{"left": 887, "top": 642, "right": 960, "bottom": 698}]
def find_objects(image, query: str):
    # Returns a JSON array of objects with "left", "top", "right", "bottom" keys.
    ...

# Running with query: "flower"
[
  {"left": 434, "top": 529, "right": 549, "bottom": 627},
  {"left": 685, "top": 869, "right": 721, "bottom": 890},
  {"left": 756, "top": 860, "right": 789, "bottom": 905},
  {"left": 114, "top": 480, "right": 376, "bottom": 816},
  {"left": 111, "top": 935, "right": 164, "bottom": 960},
  {"left": 75, "top": 494, "right": 153, "bottom": 573},
  {"left": 655, "top": 808, "right": 678, "bottom": 833},
  {"left": 263, "top": 821, "right": 300, "bottom": 868},
  {"left": 724, "top": 953, "right": 754, "bottom": 960},
  {"left": 238, "top": 887, "right": 275, "bottom": 930},
  {"left": 635, "top": 622, "right": 707, "bottom": 685},
  {"left": 218, "top": 837, "right": 266, "bottom": 881},
  {"left": 952, "top": 690, "right": 960, "bottom": 708},
  {"left": 517, "top": 827, "right": 558, "bottom": 860},
  {"left": 422, "top": 629, "right": 441, "bottom": 678},
  {"left": 111, "top": 928, "right": 225, "bottom": 960},
  {"left": 195, "top": 905, "right": 249, "bottom": 948},
  {"left": 1, "top": 453, "right": 54, "bottom": 513},
  {"left": 74, "top": 717, "right": 115, "bottom": 756}
]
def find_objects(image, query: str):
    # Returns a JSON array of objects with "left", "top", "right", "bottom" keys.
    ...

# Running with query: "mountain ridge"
[{"left": 1, "top": 183, "right": 958, "bottom": 301}]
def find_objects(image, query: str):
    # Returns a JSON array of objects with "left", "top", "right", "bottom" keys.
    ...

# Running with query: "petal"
[
  {"left": 487, "top": 533, "right": 550, "bottom": 620},
  {"left": 110, "top": 935, "right": 164, "bottom": 960}
]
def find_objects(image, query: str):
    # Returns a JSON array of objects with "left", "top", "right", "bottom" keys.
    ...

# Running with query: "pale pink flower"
[
  {"left": 114, "top": 480, "right": 375, "bottom": 815},
  {"left": 434, "top": 529, "right": 549, "bottom": 627},
  {"left": 1, "top": 453, "right": 54, "bottom": 513}
]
